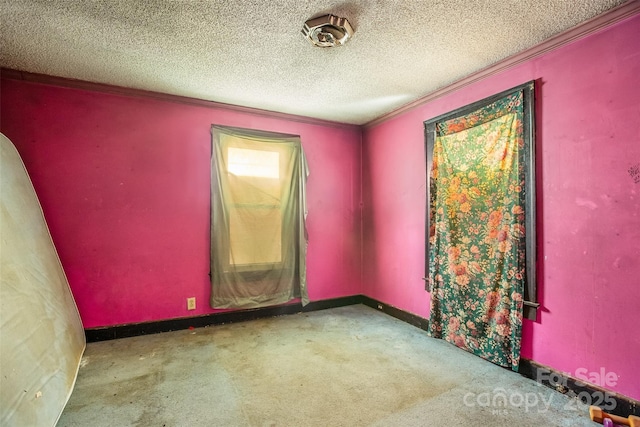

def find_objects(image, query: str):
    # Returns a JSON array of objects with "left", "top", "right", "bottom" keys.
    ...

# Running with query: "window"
[
  {"left": 226, "top": 146, "right": 283, "bottom": 269},
  {"left": 210, "top": 126, "right": 309, "bottom": 309}
]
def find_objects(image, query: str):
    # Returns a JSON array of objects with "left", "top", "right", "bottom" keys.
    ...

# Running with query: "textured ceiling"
[{"left": 0, "top": 0, "right": 629, "bottom": 125}]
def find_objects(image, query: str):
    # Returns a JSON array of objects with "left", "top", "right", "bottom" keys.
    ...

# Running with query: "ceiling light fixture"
[{"left": 301, "top": 14, "right": 354, "bottom": 47}]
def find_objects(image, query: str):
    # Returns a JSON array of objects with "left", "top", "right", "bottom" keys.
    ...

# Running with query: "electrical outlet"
[{"left": 187, "top": 297, "right": 196, "bottom": 310}]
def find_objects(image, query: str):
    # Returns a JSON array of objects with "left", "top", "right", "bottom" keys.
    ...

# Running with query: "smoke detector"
[{"left": 301, "top": 14, "right": 354, "bottom": 47}]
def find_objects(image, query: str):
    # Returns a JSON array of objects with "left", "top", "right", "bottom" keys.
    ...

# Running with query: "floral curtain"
[{"left": 428, "top": 91, "right": 526, "bottom": 371}]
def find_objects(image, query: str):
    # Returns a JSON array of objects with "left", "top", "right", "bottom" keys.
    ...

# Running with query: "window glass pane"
[
  {"left": 228, "top": 147, "right": 279, "bottom": 178},
  {"left": 229, "top": 206, "right": 282, "bottom": 265},
  {"left": 226, "top": 147, "right": 284, "bottom": 267}
]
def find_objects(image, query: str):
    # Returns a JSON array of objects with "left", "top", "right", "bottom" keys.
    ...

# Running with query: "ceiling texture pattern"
[{"left": 0, "top": 0, "right": 631, "bottom": 125}]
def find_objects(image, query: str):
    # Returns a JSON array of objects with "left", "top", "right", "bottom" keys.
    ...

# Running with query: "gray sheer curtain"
[{"left": 210, "top": 126, "right": 309, "bottom": 309}]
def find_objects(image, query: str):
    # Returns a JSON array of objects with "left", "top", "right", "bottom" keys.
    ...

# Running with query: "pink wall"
[
  {"left": 363, "top": 15, "right": 640, "bottom": 400},
  {"left": 1, "top": 9, "right": 638, "bottom": 404},
  {"left": 0, "top": 79, "right": 362, "bottom": 328}
]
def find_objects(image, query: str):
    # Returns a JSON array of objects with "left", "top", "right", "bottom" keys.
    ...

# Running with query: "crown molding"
[
  {"left": 2, "top": 1, "right": 637, "bottom": 131},
  {"left": 0, "top": 68, "right": 359, "bottom": 131},
  {"left": 364, "top": 0, "right": 640, "bottom": 129}
]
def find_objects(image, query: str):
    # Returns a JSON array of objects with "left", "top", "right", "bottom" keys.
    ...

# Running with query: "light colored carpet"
[{"left": 58, "top": 305, "right": 599, "bottom": 426}]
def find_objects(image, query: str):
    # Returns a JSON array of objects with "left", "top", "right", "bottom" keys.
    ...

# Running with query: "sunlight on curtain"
[
  {"left": 210, "top": 126, "right": 309, "bottom": 309},
  {"left": 428, "top": 92, "right": 526, "bottom": 371}
]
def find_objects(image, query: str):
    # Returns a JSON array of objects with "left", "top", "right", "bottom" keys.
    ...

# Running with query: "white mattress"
[{"left": 1, "top": 133, "right": 86, "bottom": 426}]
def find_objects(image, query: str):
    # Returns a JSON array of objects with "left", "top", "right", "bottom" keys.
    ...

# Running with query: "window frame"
[{"left": 222, "top": 144, "right": 287, "bottom": 275}]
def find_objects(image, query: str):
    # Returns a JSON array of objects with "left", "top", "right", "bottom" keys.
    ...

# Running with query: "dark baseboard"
[
  {"left": 518, "top": 358, "right": 639, "bottom": 418},
  {"left": 84, "top": 295, "right": 362, "bottom": 342},
  {"left": 359, "top": 295, "right": 430, "bottom": 331},
  {"left": 85, "top": 293, "right": 638, "bottom": 418},
  {"left": 358, "top": 298, "right": 639, "bottom": 418},
  {"left": 303, "top": 294, "right": 363, "bottom": 312}
]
